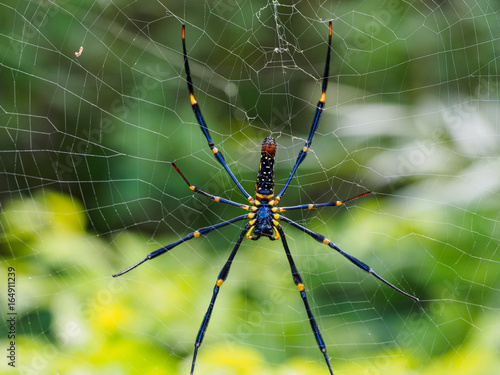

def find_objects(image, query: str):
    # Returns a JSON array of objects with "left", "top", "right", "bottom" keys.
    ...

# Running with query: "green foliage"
[{"left": 1, "top": 0, "right": 499, "bottom": 374}]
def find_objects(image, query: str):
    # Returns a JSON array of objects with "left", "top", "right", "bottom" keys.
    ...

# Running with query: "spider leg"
[
  {"left": 276, "top": 225, "right": 334, "bottom": 375},
  {"left": 278, "top": 215, "right": 419, "bottom": 302},
  {"left": 172, "top": 162, "right": 255, "bottom": 211},
  {"left": 274, "top": 21, "right": 332, "bottom": 203},
  {"left": 275, "top": 190, "right": 371, "bottom": 212},
  {"left": 190, "top": 224, "right": 250, "bottom": 375},
  {"left": 112, "top": 214, "right": 250, "bottom": 277},
  {"left": 182, "top": 25, "right": 254, "bottom": 204}
]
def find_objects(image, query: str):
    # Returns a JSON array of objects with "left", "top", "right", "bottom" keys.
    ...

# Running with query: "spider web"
[{"left": 1, "top": 0, "right": 499, "bottom": 374}]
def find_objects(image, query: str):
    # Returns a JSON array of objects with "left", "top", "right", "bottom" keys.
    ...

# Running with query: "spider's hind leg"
[
  {"left": 190, "top": 224, "right": 249, "bottom": 375},
  {"left": 277, "top": 225, "right": 335, "bottom": 375}
]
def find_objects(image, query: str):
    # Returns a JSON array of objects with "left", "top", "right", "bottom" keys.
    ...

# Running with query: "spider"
[{"left": 113, "top": 22, "right": 419, "bottom": 375}]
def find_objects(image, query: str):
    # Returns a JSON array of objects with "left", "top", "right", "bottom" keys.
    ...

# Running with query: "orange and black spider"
[{"left": 113, "top": 22, "right": 419, "bottom": 375}]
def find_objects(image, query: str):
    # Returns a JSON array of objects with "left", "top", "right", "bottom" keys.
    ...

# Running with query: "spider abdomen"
[{"left": 255, "top": 136, "right": 276, "bottom": 200}]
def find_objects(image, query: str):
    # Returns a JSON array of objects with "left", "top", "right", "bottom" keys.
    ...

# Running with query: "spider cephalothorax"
[{"left": 114, "top": 22, "right": 418, "bottom": 375}]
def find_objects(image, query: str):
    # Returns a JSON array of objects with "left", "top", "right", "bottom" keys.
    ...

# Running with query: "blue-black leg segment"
[
  {"left": 181, "top": 25, "right": 253, "bottom": 202},
  {"left": 277, "top": 225, "right": 334, "bottom": 375},
  {"left": 190, "top": 224, "right": 250, "bottom": 375},
  {"left": 276, "top": 191, "right": 372, "bottom": 212},
  {"left": 112, "top": 214, "right": 249, "bottom": 277},
  {"left": 172, "top": 162, "right": 253, "bottom": 210},
  {"left": 276, "top": 21, "right": 332, "bottom": 201},
  {"left": 278, "top": 215, "right": 419, "bottom": 302}
]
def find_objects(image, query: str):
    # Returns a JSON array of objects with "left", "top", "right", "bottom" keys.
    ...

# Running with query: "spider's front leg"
[
  {"left": 274, "top": 21, "right": 332, "bottom": 203},
  {"left": 182, "top": 25, "right": 255, "bottom": 205}
]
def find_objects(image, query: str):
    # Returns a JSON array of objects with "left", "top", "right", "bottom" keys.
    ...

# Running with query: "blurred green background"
[{"left": 1, "top": 0, "right": 499, "bottom": 374}]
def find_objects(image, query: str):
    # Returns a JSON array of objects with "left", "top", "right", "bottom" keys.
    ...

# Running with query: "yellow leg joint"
[
  {"left": 273, "top": 226, "right": 280, "bottom": 240},
  {"left": 322, "top": 238, "right": 330, "bottom": 245},
  {"left": 297, "top": 283, "right": 305, "bottom": 292},
  {"left": 246, "top": 226, "right": 255, "bottom": 239},
  {"left": 216, "top": 279, "right": 224, "bottom": 287},
  {"left": 190, "top": 93, "right": 197, "bottom": 105},
  {"left": 269, "top": 197, "right": 280, "bottom": 206},
  {"left": 194, "top": 231, "right": 201, "bottom": 237}
]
